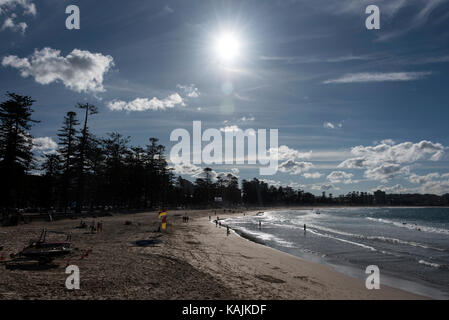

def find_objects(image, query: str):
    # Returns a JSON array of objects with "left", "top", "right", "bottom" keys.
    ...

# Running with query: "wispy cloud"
[
  {"left": 323, "top": 122, "right": 343, "bottom": 129},
  {"left": 260, "top": 54, "right": 374, "bottom": 64},
  {"left": 420, "top": 55, "right": 449, "bottom": 64},
  {"left": 375, "top": 0, "right": 448, "bottom": 41},
  {"left": 323, "top": 72, "right": 432, "bottom": 84},
  {"left": 176, "top": 84, "right": 200, "bottom": 98},
  {"left": 281, "top": 0, "right": 449, "bottom": 41}
]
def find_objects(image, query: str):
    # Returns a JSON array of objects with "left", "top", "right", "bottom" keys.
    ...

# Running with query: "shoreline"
[
  {"left": 217, "top": 209, "right": 446, "bottom": 299},
  {"left": 0, "top": 208, "right": 431, "bottom": 299},
  {"left": 181, "top": 209, "right": 427, "bottom": 299}
]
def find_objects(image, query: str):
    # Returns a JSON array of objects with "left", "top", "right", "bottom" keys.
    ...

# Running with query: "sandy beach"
[{"left": 0, "top": 209, "right": 426, "bottom": 300}]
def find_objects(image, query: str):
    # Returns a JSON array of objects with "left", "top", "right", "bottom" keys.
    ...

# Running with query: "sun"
[{"left": 214, "top": 31, "right": 241, "bottom": 63}]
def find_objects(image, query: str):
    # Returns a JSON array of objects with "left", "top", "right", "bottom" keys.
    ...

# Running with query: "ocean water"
[{"left": 222, "top": 207, "right": 449, "bottom": 299}]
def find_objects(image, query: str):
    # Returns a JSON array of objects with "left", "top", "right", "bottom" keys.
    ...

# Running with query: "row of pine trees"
[{"left": 0, "top": 92, "right": 244, "bottom": 215}]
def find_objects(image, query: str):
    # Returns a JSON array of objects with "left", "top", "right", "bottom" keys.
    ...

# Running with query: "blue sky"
[{"left": 1, "top": 0, "right": 449, "bottom": 195}]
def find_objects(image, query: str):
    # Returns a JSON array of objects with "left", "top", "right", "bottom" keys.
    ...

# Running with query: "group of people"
[
  {"left": 89, "top": 220, "right": 103, "bottom": 233},
  {"left": 213, "top": 217, "right": 231, "bottom": 236},
  {"left": 77, "top": 220, "right": 103, "bottom": 233}
]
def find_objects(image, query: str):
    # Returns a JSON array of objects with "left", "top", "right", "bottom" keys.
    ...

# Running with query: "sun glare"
[{"left": 215, "top": 32, "right": 241, "bottom": 63}]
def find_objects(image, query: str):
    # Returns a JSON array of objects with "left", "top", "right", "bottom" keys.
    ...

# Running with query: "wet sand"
[{"left": 0, "top": 209, "right": 426, "bottom": 299}]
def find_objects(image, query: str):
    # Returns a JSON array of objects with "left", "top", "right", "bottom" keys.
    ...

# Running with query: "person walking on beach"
[
  {"left": 259, "top": 221, "right": 262, "bottom": 230},
  {"left": 304, "top": 224, "right": 306, "bottom": 232},
  {"left": 227, "top": 226, "right": 230, "bottom": 236},
  {"left": 215, "top": 219, "right": 218, "bottom": 227},
  {"left": 90, "top": 221, "right": 96, "bottom": 234},
  {"left": 97, "top": 221, "right": 103, "bottom": 233}
]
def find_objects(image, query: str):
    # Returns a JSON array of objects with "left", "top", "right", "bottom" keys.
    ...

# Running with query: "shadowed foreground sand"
[{"left": 0, "top": 209, "right": 426, "bottom": 300}]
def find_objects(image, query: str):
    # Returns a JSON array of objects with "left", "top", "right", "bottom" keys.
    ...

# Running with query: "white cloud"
[
  {"left": 286, "top": 181, "right": 304, "bottom": 189},
  {"left": 239, "top": 116, "right": 255, "bottom": 122},
  {"left": 365, "top": 164, "right": 410, "bottom": 182},
  {"left": 419, "top": 180, "right": 449, "bottom": 195},
  {"left": 260, "top": 179, "right": 282, "bottom": 188},
  {"left": 409, "top": 172, "right": 441, "bottom": 184},
  {"left": 171, "top": 163, "right": 235, "bottom": 182},
  {"left": 404, "top": 172, "right": 449, "bottom": 195},
  {"left": 0, "top": 0, "right": 36, "bottom": 16},
  {"left": 338, "top": 157, "right": 367, "bottom": 169},
  {"left": 1, "top": 14, "right": 26, "bottom": 33},
  {"left": 231, "top": 168, "right": 240, "bottom": 177},
  {"left": 323, "top": 121, "right": 342, "bottom": 129},
  {"left": 380, "top": 139, "right": 395, "bottom": 145},
  {"left": 350, "top": 140, "right": 445, "bottom": 164},
  {"left": 311, "top": 183, "right": 339, "bottom": 191},
  {"left": 219, "top": 125, "right": 242, "bottom": 133},
  {"left": 338, "top": 140, "right": 446, "bottom": 182},
  {"left": 275, "top": 145, "right": 312, "bottom": 161},
  {"left": 177, "top": 84, "right": 200, "bottom": 98},
  {"left": 218, "top": 125, "right": 257, "bottom": 138},
  {"left": 260, "top": 179, "right": 305, "bottom": 190},
  {"left": 107, "top": 93, "right": 185, "bottom": 112},
  {"left": 303, "top": 172, "right": 322, "bottom": 179},
  {"left": 323, "top": 122, "right": 335, "bottom": 129},
  {"left": 32, "top": 137, "right": 57, "bottom": 153},
  {"left": 2, "top": 47, "right": 114, "bottom": 93},
  {"left": 373, "top": 184, "right": 409, "bottom": 194},
  {"left": 278, "top": 160, "right": 314, "bottom": 175},
  {"left": 216, "top": 171, "right": 239, "bottom": 180},
  {"left": 171, "top": 163, "right": 203, "bottom": 177},
  {"left": 323, "top": 72, "right": 432, "bottom": 84},
  {"left": 327, "top": 171, "right": 354, "bottom": 183}
]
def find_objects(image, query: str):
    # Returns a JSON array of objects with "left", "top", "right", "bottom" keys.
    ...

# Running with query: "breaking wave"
[
  {"left": 366, "top": 217, "right": 449, "bottom": 235},
  {"left": 419, "top": 260, "right": 441, "bottom": 268}
]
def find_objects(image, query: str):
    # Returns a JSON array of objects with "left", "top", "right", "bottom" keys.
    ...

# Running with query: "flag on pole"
[{"left": 161, "top": 216, "right": 167, "bottom": 230}]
